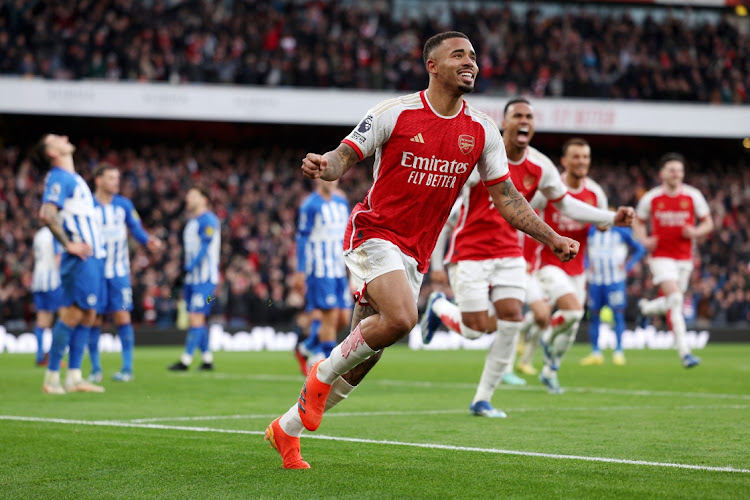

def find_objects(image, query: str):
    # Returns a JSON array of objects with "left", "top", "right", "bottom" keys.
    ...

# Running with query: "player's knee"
[
  {"left": 459, "top": 322, "right": 485, "bottom": 340},
  {"left": 552, "top": 309, "right": 584, "bottom": 330},
  {"left": 461, "top": 314, "right": 487, "bottom": 332},
  {"left": 666, "top": 292, "right": 683, "bottom": 311},
  {"left": 386, "top": 310, "right": 418, "bottom": 335}
]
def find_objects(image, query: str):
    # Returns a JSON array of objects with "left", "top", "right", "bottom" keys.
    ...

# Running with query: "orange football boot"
[
  {"left": 264, "top": 417, "right": 310, "bottom": 469},
  {"left": 296, "top": 360, "right": 331, "bottom": 431}
]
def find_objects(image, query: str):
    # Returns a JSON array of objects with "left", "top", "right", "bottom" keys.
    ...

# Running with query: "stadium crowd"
[
  {"left": 0, "top": 0, "right": 747, "bottom": 103},
  {"left": 0, "top": 139, "right": 748, "bottom": 330}
]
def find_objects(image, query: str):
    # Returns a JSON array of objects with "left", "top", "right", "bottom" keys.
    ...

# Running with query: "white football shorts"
[
  {"left": 447, "top": 257, "right": 527, "bottom": 313},
  {"left": 344, "top": 238, "right": 423, "bottom": 305},
  {"left": 525, "top": 272, "right": 547, "bottom": 304},
  {"left": 648, "top": 257, "right": 693, "bottom": 292},
  {"left": 535, "top": 265, "right": 586, "bottom": 306}
]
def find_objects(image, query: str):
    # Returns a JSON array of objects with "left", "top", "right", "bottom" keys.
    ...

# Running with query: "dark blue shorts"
[{"left": 305, "top": 276, "right": 352, "bottom": 311}]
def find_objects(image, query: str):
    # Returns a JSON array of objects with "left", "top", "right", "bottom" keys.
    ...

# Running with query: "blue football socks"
[
  {"left": 68, "top": 325, "right": 90, "bottom": 370},
  {"left": 119, "top": 324, "right": 135, "bottom": 373},
  {"left": 34, "top": 326, "right": 45, "bottom": 363},
  {"left": 48, "top": 321, "right": 74, "bottom": 371},
  {"left": 88, "top": 325, "right": 102, "bottom": 374}
]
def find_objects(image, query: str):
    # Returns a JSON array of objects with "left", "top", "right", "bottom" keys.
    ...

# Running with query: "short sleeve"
[
  {"left": 477, "top": 121, "right": 510, "bottom": 186},
  {"left": 537, "top": 159, "right": 567, "bottom": 202},
  {"left": 341, "top": 102, "right": 398, "bottom": 161},
  {"left": 42, "top": 171, "right": 72, "bottom": 208},
  {"left": 635, "top": 192, "right": 652, "bottom": 221},
  {"left": 200, "top": 216, "right": 218, "bottom": 242},
  {"left": 691, "top": 188, "right": 710, "bottom": 220}
]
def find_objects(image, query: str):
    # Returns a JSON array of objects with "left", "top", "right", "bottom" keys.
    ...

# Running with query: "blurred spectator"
[
  {"left": 0, "top": 1, "right": 746, "bottom": 103},
  {"left": 0, "top": 135, "right": 748, "bottom": 331}
]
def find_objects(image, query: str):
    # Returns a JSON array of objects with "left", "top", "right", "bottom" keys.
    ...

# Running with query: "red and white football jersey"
[
  {"left": 635, "top": 184, "right": 710, "bottom": 260},
  {"left": 539, "top": 174, "right": 608, "bottom": 276},
  {"left": 341, "top": 91, "right": 510, "bottom": 273},
  {"left": 444, "top": 146, "right": 567, "bottom": 263}
]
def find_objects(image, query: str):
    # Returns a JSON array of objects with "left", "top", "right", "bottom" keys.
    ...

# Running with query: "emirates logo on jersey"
[{"left": 458, "top": 134, "right": 475, "bottom": 155}]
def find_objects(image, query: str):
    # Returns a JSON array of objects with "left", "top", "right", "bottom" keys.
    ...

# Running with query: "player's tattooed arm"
[
  {"left": 489, "top": 179, "right": 556, "bottom": 246},
  {"left": 320, "top": 143, "right": 359, "bottom": 181},
  {"left": 39, "top": 202, "right": 70, "bottom": 248}
]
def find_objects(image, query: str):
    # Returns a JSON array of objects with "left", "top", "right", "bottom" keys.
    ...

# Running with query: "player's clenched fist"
[
  {"left": 550, "top": 235, "right": 580, "bottom": 263},
  {"left": 613, "top": 206, "right": 635, "bottom": 226},
  {"left": 301, "top": 153, "right": 328, "bottom": 179}
]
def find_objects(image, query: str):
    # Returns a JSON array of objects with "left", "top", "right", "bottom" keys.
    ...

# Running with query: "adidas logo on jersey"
[{"left": 410, "top": 133, "right": 425, "bottom": 143}]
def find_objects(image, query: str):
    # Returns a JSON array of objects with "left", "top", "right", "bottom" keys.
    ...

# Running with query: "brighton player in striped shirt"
[
  {"left": 634, "top": 153, "right": 713, "bottom": 368},
  {"left": 294, "top": 179, "right": 352, "bottom": 371},
  {"left": 33, "top": 134, "right": 106, "bottom": 394},
  {"left": 88, "top": 164, "right": 162, "bottom": 383},
  {"left": 580, "top": 224, "right": 646, "bottom": 366},
  {"left": 168, "top": 187, "right": 221, "bottom": 371},
  {"left": 265, "top": 31, "right": 580, "bottom": 469},
  {"left": 31, "top": 227, "right": 63, "bottom": 366}
]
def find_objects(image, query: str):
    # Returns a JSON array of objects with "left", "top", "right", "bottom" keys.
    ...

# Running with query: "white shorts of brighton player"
[
  {"left": 525, "top": 272, "right": 547, "bottom": 305},
  {"left": 648, "top": 257, "right": 693, "bottom": 292},
  {"left": 446, "top": 257, "right": 527, "bottom": 313},
  {"left": 535, "top": 265, "right": 587, "bottom": 306},
  {"left": 344, "top": 238, "right": 424, "bottom": 304}
]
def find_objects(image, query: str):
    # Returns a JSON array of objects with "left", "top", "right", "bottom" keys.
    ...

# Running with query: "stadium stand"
[
  {"left": 0, "top": 133, "right": 748, "bottom": 329},
  {"left": 0, "top": 1, "right": 746, "bottom": 103}
]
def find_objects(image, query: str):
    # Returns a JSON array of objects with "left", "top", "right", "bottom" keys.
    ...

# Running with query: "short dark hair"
[
  {"left": 503, "top": 97, "right": 531, "bottom": 118},
  {"left": 562, "top": 137, "right": 590, "bottom": 156},
  {"left": 423, "top": 31, "right": 469, "bottom": 65},
  {"left": 30, "top": 134, "right": 52, "bottom": 168},
  {"left": 92, "top": 162, "right": 118, "bottom": 179},
  {"left": 658, "top": 152, "right": 686, "bottom": 170},
  {"left": 189, "top": 184, "right": 211, "bottom": 202}
]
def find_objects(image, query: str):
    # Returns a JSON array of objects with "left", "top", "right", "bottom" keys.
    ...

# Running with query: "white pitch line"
[
  {"left": 198, "top": 373, "right": 750, "bottom": 401},
  {"left": 123, "top": 404, "right": 750, "bottom": 423},
  {"left": 1, "top": 415, "right": 748, "bottom": 474}
]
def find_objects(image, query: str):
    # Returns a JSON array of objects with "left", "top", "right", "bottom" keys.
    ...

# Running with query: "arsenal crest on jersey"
[{"left": 458, "top": 134, "right": 475, "bottom": 155}]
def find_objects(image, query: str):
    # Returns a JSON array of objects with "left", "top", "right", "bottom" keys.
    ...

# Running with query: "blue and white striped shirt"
[
  {"left": 183, "top": 211, "right": 221, "bottom": 285},
  {"left": 586, "top": 226, "right": 646, "bottom": 286},
  {"left": 42, "top": 167, "right": 105, "bottom": 259},
  {"left": 31, "top": 227, "right": 62, "bottom": 292},
  {"left": 296, "top": 192, "right": 350, "bottom": 279},
  {"left": 95, "top": 194, "right": 150, "bottom": 279}
]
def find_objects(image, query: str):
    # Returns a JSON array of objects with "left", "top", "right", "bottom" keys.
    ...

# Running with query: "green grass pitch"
[{"left": 1, "top": 344, "right": 749, "bottom": 499}]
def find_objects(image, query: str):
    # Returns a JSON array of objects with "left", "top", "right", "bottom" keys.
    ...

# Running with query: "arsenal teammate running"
[
  {"left": 264, "top": 32, "right": 579, "bottom": 469},
  {"left": 532, "top": 138, "right": 611, "bottom": 393},
  {"left": 420, "top": 109, "right": 632, "bottom": 412},
  {"left": 634, "top": 153, "right": 712, "bottom": 368}
]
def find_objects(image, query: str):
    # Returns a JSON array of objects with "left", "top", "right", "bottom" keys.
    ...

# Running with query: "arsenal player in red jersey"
[
  {"left": 421, "top": 107, "right": 632, "bottom": 408},
  {"left": 634, "top": 153, "right": 713, "bottom": 368},
  {"left": 264, "top": 31, "right": 579, "bottom": 469}
]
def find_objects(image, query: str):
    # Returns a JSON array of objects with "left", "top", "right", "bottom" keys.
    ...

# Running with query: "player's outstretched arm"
[
  {"left": 488, "top": 179, "right": 579, "bottom": 263},
  {"left": 301, "top": 143, "right": 359, "bottom": 181}
]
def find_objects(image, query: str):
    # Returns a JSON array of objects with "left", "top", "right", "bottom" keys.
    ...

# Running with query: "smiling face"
[
  {"left": 561, "top": 143, "right": 591, "bottom": 182},
  {"left": 502, "top": 102, "right": 535, "bottom": 151},
  {"left": 660, "top": 159, "right": 684, "bottom": 190},
  {"left": 427, "top": 36, "right": 478, "bottom": 94}
]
